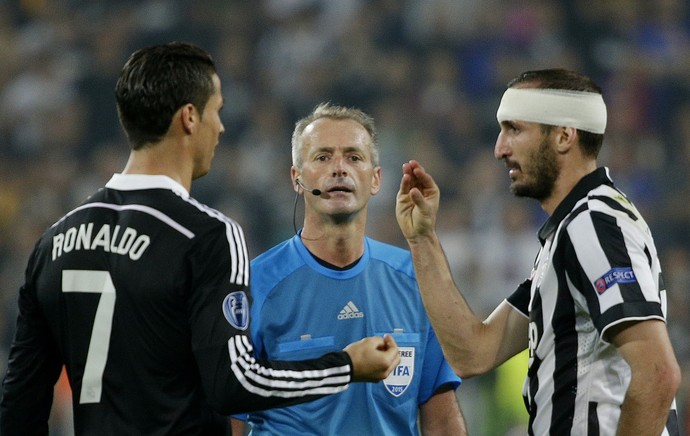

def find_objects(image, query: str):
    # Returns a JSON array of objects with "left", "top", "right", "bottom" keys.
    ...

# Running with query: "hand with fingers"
[
  {"left": 396, "top": 160, "right": 441, "bottom": 242},
  {"left": 345, "top": 334, "right": 401, "bottom": 382}
]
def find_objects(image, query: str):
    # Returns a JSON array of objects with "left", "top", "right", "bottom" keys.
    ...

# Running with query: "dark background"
[{"left": 1, "top": 1, "right": 688, "bottom": 434}]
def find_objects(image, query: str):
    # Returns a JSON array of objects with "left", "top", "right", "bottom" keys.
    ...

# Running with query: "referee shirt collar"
[
  {"left": 537, "top": 167, "right": 614, "bottom": 243},
  {"left": 105, "top": 173, "right": 190, "bottom": 199},
  {"left": 291, "top": 232, "right": 370, "bottom": 279}
]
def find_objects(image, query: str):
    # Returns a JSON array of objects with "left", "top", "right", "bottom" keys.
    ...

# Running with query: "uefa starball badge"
[
  {"left": 222, "top": 291, "right": 249, "bottom": 331},
  {"left": 384, "top": 347, "right": 414, "bottom": 397}
]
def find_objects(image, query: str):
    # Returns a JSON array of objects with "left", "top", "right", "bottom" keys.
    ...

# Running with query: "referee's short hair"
[{"left": 291, "top": 102, "right": 379, "bottom": 168}]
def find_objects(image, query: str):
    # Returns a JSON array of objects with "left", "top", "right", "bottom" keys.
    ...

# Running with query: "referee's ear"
[{"left": 291, "top": 167, "right": 301, "bottom": 194}]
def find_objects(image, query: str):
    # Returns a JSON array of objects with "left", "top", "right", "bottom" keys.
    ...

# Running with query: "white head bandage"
[{"left": 496, "top": 88, "right": 607, "bottom": 134}]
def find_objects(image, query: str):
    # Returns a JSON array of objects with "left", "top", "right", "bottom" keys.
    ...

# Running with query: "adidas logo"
[{"left": 337, "top": 301, "right": 364, "bottom": 320}]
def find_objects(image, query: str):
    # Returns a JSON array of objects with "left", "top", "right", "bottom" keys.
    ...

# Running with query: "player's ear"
[
  {"left": 180, "top": 103, "right": 197, "bottom": 134},
  {"left": 556, "top": 126, "right": 576, "bottom": 154}
]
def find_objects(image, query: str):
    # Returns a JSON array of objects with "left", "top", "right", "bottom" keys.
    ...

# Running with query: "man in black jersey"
[
  {"left": 0, "top": 42, "right": 400, "bottom": 436},
  {"left": 396, "top": 69, "right": 681, "bottom": 435}
]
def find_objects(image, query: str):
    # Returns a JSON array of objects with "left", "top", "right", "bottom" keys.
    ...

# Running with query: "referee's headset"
[
  {"left": 295, "top": 178, "right": 322, "bottom": 196},
  {"left": 292, "top": 179, "right": 328, "bottom": 235}
]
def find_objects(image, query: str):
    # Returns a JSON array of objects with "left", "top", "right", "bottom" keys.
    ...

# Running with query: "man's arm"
[
  {"left": 193, "top": 222, "right": 400, "bottom": 415},
  {"left": 609, "top": 319, "right": 680, "bottom": 435},
  {"left": 0, "top": 262, "right": 63, "bottom": 436},
  {"left": 199, "top": 333, "right": 399, "bottom": 415},
  {"left": 396, "top": 160, "right": 527, "bottom": 377},
  {"left": 201, "top": 333, "right": 400, "bottom": 415},
  {"left": 419, "top": 387, "right": 468, "bottom": 435}
]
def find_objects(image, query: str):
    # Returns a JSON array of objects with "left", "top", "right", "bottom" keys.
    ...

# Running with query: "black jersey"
[
  {"left": 0, "top": 174, "right": 352, "bottom": 436},
  {"left": 507, "top": 168, "right": 678, "bottom": 435}
]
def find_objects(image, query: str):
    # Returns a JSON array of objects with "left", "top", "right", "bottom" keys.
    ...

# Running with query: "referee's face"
[
  {"left": 298, "top": 118, "right": 381, "bottom": 218},
  {"left": 495, "top": 119, "right": 559, "bottom": 201}
]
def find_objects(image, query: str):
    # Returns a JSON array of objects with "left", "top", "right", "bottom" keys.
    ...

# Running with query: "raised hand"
[{"left": 395, "top": 160, "right": 440, "bottom": 241}]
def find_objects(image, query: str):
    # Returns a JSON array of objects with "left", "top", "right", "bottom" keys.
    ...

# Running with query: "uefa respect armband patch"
[
  {"left": 593, "top": 267, "right": 637, "bottom": 294},
  {"left": 222, "top": 291, "right": 249, "bottom": 331}
]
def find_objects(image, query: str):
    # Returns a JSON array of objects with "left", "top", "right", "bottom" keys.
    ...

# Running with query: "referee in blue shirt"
[{"left": 232, "top": 103, "right": 467, "bottom": 435}]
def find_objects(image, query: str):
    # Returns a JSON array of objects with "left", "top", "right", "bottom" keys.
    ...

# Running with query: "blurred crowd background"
[{"left": 1, "top": 0, "right": 689, "bottom": 434}]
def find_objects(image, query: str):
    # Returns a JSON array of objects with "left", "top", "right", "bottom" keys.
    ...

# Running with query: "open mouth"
[
  {"left": 326, "top": 183, "right": 354, "bottom": 194},
  {"left": 505, "top": 161, "right": 520, "bottom": 179},
  {"left": 327, "top": 187, "right": 353, "bottom": 194}
]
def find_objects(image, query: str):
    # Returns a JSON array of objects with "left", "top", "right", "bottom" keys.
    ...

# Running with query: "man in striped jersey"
[
  {"left": 396, "top": 68, "right": 681, "bottom": 435},
  {"left": 0, "top": 42, "right": 400, "bottom": 436}
]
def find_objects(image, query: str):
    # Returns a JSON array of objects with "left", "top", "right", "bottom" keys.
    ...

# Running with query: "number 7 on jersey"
[{"left": 62, "top": 270, "right": 117, "bottom": 404}]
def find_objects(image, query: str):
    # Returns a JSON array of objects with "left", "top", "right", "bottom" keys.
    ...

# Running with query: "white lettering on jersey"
[{"left": 52, "top": 222, "right": 150, "bottom": 261}]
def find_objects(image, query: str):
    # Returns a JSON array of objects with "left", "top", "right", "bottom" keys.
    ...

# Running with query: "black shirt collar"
[
  {"left": 308, "top": 249, "right": 362, "bottom": 271},
  {"left": 537, "top": 167, "right": 614, "bottom": 243}
]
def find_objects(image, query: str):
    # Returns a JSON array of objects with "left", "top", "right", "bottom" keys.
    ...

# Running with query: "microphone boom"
[{"left": 296, "top": 179, "right": 322, "bottom": 196}]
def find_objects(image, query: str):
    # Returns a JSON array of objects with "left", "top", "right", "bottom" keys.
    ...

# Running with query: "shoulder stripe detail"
[
  {"left": 184, "top": 197, "right": 249, "bottom": 286},
  {"left": 53, "top": 202, "right": 195, "bottom": 238},
  {"left": 228, "top": 336, "right": 350, "bottom": 397},
  {"left": 227, "top": 222, "right": 249, "bottom": 286},
  {"left": 588, "top": 195, "right": 638, "bottom": 221}
]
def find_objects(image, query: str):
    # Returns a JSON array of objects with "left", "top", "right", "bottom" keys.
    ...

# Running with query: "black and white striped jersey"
[
  {"left": 506, "top": 167, "right": 679, "bottom": 436},
  {"left": 0, "top": 174, "right": 352, "bottom": 436}
]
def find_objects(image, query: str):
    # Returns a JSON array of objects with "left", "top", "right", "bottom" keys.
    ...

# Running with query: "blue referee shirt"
[{"left": 242, "top": 234, "right": 461, "bottom": 435}]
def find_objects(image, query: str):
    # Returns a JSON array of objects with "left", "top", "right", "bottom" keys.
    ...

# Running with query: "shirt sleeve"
[
  {"left": 563, "top": 209, "right": 664, "bottom": 339},
  {"left": 0, "top": 249, "right": 64, "bottom": 435},
  {"left": 506, "top": 278, "right": 532, "bottom": 317},
  {"left": 187, "top": 222, "right": 354, "bottom": 415}
]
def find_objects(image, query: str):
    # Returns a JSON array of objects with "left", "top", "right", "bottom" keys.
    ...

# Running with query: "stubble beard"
[{"left": 510, "top": 136, "right": 560, "bottom": 201}]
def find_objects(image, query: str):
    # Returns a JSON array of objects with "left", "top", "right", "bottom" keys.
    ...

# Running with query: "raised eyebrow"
[{"left": 311, "top": 146, "right": 334, "bottom": 155}]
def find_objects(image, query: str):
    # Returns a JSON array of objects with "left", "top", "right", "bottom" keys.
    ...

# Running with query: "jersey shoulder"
[
  {"left": 571, "top": 184, "right": 643, "bottom": 225},
  {"left": 366, "top": 238, "right": 415, "bottom": 278},
  {"left": 250, "top": 238, "right": 304, "bottom": 297},
  {"left": 160, "top": 190, "right": 243, "bottom": 236}
]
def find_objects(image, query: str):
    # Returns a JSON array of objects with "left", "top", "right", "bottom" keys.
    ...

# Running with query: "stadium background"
[{"left": 1, "top": 1, "right": 688, "bottom": 434}]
